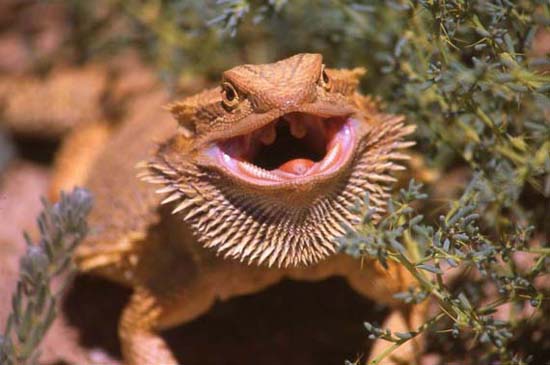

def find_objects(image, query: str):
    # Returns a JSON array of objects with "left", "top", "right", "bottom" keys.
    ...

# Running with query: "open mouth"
[{"left": 207, "top": 112, "right": 356, "bottom": 186}]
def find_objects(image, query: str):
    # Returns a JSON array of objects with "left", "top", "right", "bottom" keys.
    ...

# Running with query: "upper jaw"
[
  {"left": 198, "top": 100, "right": 356, "bottom": 144},
  {"left": 201, "top": 103, "right": 360, "bottom": 189}
]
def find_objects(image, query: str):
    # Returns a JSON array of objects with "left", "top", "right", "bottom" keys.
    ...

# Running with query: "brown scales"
[{"left": 49, "top": 53, "right": 427, "bottom": 365}]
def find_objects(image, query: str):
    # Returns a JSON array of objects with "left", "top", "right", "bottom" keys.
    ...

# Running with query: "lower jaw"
[{"left": 206, "top": 118, "right": 358, "bottom": 188}]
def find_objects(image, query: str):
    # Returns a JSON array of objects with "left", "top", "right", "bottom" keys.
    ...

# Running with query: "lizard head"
[{"left": 145, "top": 53, "right": 414, "bottom": 267}]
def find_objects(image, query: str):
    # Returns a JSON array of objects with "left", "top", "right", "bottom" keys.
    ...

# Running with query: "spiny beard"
[{"left": 144, "top": 115, "right": 414, "bottom": 268}]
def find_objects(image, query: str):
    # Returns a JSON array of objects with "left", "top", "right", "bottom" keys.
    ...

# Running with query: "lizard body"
[{"left": 53, "top": 53, "right": 425, "bottom": 364}]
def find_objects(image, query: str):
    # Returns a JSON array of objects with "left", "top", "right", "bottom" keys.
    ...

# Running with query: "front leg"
[
  {"left": 119, "top": 287, "right": 179, "bottom": 365},
  {"left": 345, "top": 258, "right": 428, "bottom": 365}
]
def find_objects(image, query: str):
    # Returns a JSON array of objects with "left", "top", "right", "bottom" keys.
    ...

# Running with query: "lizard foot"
[{"left": 119, "top": 288, "right": 179, "bottom": 365}]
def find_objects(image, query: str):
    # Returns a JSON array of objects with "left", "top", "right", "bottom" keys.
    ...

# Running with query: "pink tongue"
[{"left": 278, "top": 159, "right": 315, "bottom": 175}]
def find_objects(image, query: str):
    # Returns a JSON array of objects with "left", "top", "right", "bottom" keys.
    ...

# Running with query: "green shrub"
[{"left": 0, "top": 189, "right": 92, "bottom": 365}]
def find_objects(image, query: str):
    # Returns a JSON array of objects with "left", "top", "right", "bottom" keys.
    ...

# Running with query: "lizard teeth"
[
  {"left": 237, "top": 160, "right": 282, "bottom": 181},
  {"left": 319, "top": 141, "right": 341, "bottom": 170},
  {"left": 220, "top": 150, "right": 283, "bottom": 182}
]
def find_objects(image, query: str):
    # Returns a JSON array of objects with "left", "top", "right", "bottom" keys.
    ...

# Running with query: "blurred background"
[{"left": 0, "top": 1, "right": 548, "bottom": 364}]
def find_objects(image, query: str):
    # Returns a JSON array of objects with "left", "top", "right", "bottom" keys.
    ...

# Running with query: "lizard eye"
[
  {"left": 221, "top": 82, "right": 240, "bottom": 110},
  {"left": 319, "top": 65, "right": 331, "bottom": 91}
]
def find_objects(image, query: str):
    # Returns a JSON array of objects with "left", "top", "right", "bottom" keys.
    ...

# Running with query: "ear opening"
[{"left": 165, "top": 86, "right": 223, "bottom": 139}]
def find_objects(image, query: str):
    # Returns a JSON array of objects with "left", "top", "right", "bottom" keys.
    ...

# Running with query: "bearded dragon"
[{"left": 52, "top": 53, "right": 426, "bottom": 365}]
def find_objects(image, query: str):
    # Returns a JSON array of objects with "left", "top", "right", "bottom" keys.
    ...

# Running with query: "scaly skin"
[{"left": 53, "top": 53, "right": 426, "bottom": 364}]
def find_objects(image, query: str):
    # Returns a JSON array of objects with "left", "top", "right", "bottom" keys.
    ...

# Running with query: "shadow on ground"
[{"left": 64, "top": 275, "right": 389, "bottom": 365}]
